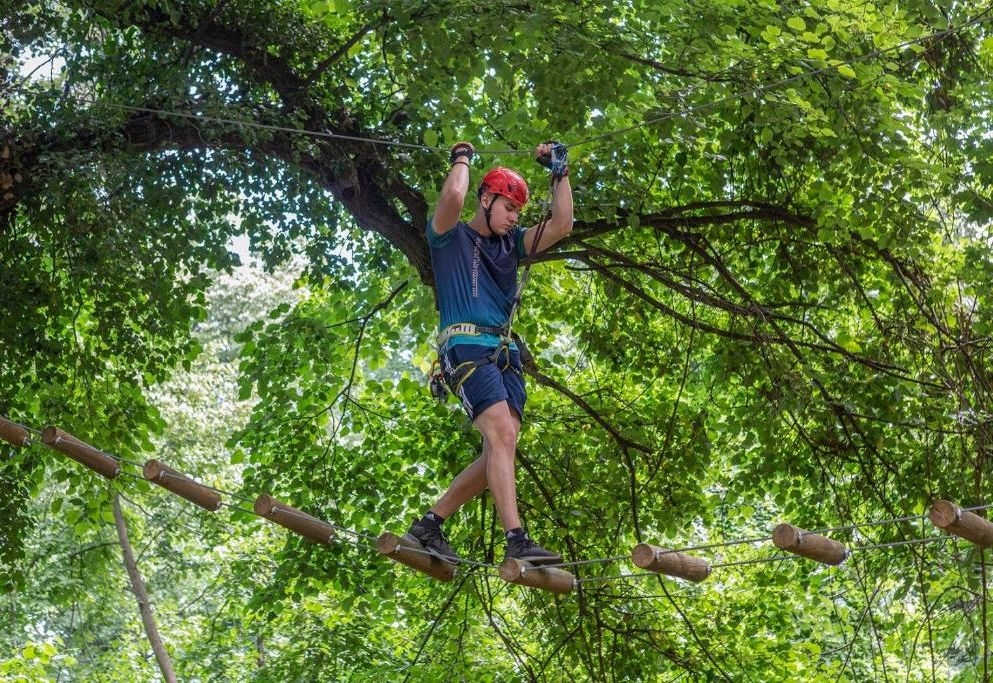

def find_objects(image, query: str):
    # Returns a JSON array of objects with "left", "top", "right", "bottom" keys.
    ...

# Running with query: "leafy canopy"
[{"left": 2, "top": 0, "right": 993, "bottom": 680}]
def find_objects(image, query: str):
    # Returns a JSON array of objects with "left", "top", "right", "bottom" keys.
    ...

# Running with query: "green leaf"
[
  {"left": 786, "top": 17, "right": 806, "bottom": 32},
  {"left": 982, "top": 36, "right": 993, "bottom": 58},
  {"left": 836, "top": 64, "right": 857, "bottom": 79}
]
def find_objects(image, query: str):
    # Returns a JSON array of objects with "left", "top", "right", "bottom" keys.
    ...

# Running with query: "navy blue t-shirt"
[{"left": 427, "top": 219, "right": 528, "bottom": 349}]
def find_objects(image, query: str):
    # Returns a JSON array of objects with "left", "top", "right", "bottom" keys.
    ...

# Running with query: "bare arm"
[
  {"left": 430, "top": 142, "right": 474, "bottom": 236},
  {"left": 523, "top": 142, "right": 573, "bottom": 255}
]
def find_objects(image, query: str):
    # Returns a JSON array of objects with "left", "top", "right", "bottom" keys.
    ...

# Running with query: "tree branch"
[
  {"left": 306, "top": 18, "right": 385, "bottom": 84},
  {"left": 525, "top": 365, "right": 652, "bottom": 455}
]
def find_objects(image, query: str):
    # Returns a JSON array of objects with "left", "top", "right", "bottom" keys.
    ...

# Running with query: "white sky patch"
[
  {"left": 19, "top": 52, "right": 66, "bottom": 82},
  {"left": 227, "top": 232, "right": 252, "bottom": 263}
]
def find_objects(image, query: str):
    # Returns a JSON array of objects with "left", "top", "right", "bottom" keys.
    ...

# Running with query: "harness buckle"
[{"left": 428, "top": 360, "right": 448, "bottom": 401}]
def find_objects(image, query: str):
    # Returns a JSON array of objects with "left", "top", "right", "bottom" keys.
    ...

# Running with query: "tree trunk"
[
  {"left": 112, "top": 495, "right": 178, "bottom": 683},
  {"left": 256, "top": 635, "right": 266, "bottom": 668}
]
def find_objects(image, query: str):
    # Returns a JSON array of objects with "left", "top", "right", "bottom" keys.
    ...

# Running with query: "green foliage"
[{"left": 2, "top": 0, "right": 993, "bottom": 680}]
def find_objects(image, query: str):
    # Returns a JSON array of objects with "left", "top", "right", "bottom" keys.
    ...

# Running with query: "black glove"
[{"left": 450, "top": 141, "right": 475, "bottom": 164}]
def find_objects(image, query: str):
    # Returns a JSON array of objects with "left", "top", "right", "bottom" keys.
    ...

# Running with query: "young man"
[{"left": 405, "top": 140, "right": 573, "bottom": 566}]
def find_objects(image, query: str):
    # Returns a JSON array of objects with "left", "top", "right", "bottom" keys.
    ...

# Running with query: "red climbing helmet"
[{"left": 478, "top": 167, "right": 529, "bottom": 208}]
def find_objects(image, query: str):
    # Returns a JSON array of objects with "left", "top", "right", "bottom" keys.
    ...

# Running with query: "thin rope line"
[
  {"left": 338, "top": 533, "right": 470, "bottom": 568},
  {"left": 654, "top": 535, "right": 774, "bottom": 556},
  {"left": 219, "top": 500, "right": 259, "bottom": 516},
  {"left": 809, "top": 513, "right": 930, "bottom": 536},
  {"left": 70, "top": 97, "right": 531, "bottom": 156},
  {"left": 568, "top": 7, "right": 993, "bottom": 149},
  {"left": 377, "top": 534, "right": 499, "bottom": 570},
  {"left": 710, "top": 554, "right": 801, "bottom": 569},
  {"left": 330, "top": 524, "right": 381, "bottom": 544},
  {"left": 848, "top": 536, "right": 954, "bottom": 553},
  {"left": 576, "top": 572, "right": 659, "bottom": 584},
  {"left": 10, "top": 12, "right": 986, "bottom": 163},
  {"left": 539, "top": 554, "right": 630, "bottom": 570},
  {"left": 335, "top": 533, "right": 380, "bottom": 552},
  {"left": 420, "top": 549, "right": 496, "bottom": 570}
]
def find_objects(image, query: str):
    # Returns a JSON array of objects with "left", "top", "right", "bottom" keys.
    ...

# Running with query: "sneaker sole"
[{"left": 401, "top": 533, "right": 461, "bottom": 565}]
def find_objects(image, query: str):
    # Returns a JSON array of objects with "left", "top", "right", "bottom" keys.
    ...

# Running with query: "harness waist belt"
[{"left": 436, "top": 323, "right": 506, "bottom": 348}]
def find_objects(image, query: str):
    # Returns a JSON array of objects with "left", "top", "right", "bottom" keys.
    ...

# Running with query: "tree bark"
[
  {"left": 255, "top": 635, "right": 266, "bottom": 668},
  {"left": 112, "top": 495, "right": 178, "bottom": 683}
]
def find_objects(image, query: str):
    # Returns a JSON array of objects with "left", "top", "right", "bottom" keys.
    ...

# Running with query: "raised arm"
[
  {"left": 430, "top": 142, "right": 475, "bottom": 236},
  {"left": 523, "top": 142, "right": 573, "bottom": 255}
]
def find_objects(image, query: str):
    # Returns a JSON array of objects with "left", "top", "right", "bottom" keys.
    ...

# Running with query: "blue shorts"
[{"left": 441, "top": 344, "right": 526, "bottom": 422}]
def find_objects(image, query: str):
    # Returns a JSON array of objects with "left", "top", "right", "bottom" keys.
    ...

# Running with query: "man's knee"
[{"left": 477, "top": 403, "right": 520, "bottom": 445}]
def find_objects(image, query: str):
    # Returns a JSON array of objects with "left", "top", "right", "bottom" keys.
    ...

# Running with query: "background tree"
[{"left": 2, "top": 0, "right": 993, "bottom": 679}]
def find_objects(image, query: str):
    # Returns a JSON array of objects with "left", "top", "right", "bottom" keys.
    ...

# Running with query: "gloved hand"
[
  {"left": 450, "top": 141, "right": 475, "bottom": 164},
  {"left": 536, "top": 140, "right": 568, "bottom": 178}
]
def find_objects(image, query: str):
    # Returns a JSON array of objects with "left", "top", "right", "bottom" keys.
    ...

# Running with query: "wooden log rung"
[
  {"left": 631, "top": 543, "right": 711, "bottom": 582},
  {"left": 377, "top": 532, "right": 456, "bottom": 582},
  {"left": 41, "top": 426, "right": 120, "bottom": 479},
  {"left": 253, "top": 494, "right": 335, "bottom": 544},
  {"left": 772, "top": 523, "right": 847, "bottom": 565},
  {"left": 930, "top": 500, "right": 993, "bottom": 547},
  {"left": 499, "top": 558, "right": 575, "bottom": 594},
  {"left": 143, "top": 460, "right": 222, "bottom": 511},
  {"left": 0, "top": 416, "right": 31, "bottom": 447}
]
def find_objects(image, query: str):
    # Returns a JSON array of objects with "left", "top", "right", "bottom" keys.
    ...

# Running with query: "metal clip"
[
  {"left": 429, "top": 373, "right": 448, "bottom": 401},
  {"left": 550, "top": 143, "right": 568, "bottom": 178}
]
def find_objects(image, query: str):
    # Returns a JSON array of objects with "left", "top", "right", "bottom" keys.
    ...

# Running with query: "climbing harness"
[
  {"left": 429, "top": 143, "right": 568, "bottom": 401},
  {"left": 429, "top": 324, "right": 536, "bottom": 398}
]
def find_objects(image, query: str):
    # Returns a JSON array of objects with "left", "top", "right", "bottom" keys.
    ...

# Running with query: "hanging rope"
[{"left": 502, "top": 151, "right": 567, "bottom": 342}]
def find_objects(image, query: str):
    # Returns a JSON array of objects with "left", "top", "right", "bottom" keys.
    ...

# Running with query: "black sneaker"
[
  {"left": 404, "top": 519, "right": 461, "bottom": 564},
  {"left": 504, "top": 532, "right": 562, "bottom": 566}
]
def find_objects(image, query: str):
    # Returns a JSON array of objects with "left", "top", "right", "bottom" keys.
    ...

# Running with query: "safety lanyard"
[{"left": 502, "top": 164, "right": 565, "bottom": 343}]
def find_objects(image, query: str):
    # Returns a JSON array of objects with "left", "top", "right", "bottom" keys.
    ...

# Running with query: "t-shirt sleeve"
[
  {"left": 426, "top": 216, "right": 457, "bottom": 248},
  {"left": 515, "top": 227, "right": 529, "bottom": 260}
]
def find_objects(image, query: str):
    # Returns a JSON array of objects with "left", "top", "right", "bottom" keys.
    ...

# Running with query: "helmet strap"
[{"left": 482, "top": 193, "right": 495, "bottom": 234}]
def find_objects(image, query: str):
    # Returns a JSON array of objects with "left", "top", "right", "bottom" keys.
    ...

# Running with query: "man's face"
[{"left": 486, "top": 194, "right": 522, "bottom": 234}]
